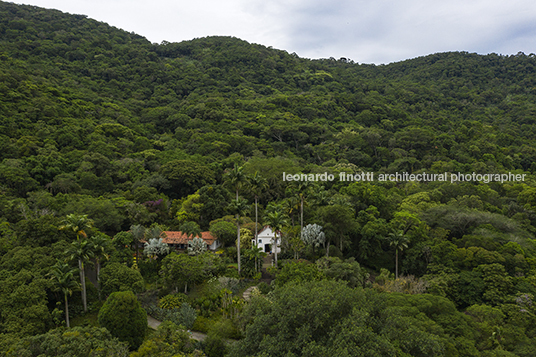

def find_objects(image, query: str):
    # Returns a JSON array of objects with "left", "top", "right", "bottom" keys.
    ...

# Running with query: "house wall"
[
  {"left": 209, "top": 240, "right": 221, "bottom": 251},
  {"left": 252, "top": 227, "right": 281, "bottom": 253}
]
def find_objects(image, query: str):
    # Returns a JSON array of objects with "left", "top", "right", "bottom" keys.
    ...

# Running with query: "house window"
[{"left": 259, "top": 239, "right": 262, "bottom": 243}]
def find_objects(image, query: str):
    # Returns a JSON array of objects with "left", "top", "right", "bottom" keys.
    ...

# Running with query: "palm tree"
[
  {"left": 295, "top": 181, "right": 312, "bottom": 241},
  {"left": 59, "top": 214, "right": 94, "bottom": 240},
  {"left": 88, "top": 233, "right": 111, "bottom": 293},
  {"left": 387, "top": 230, "right": 410, "bottom": 279},
  {"left": 224, "top": 164, "right": 247, "bottom": 201},
  {"left": 244, "top": 246, "right": 265, "bottom": 272},
  {"left": 49, "top": 260, "right": 80, "bottom": 328},
  {"left": 228, "top": 197, "right": 250, "bottom": 275},
  {"left": 129, "top": 224, "right": 146, "bottom": 260},
  {"left": 248, "top": 171, "right": 268, "bottom": 267},
  {"left": 285, "top": 181, "right": 312, "bottom": 235},
  {"left": 263, "top": 203, "right": 288, "bottom": 268},
  {"left": 59, "top": 214, "right": 95, "bottom": 313},
  {"left": 224, "top": 164, "right": 249, "bottom": 275},
  {"left": 179, "top": 221, "right": 202, "bottom": 239},
  {"left": 146, "top": 225, "right": 163, "bottom": 240},
  {"left": 66, "top": 239, "right": 94, "bottom": 312}
]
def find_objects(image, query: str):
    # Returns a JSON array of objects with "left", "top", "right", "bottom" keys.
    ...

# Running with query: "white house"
[{"left": 252, "top": 226, "right": 281, "bottom": 253}]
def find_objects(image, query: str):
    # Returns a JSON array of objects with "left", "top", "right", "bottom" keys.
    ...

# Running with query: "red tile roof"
[{"left": 160, "top": 231, "right": 217, "bottom": 246}]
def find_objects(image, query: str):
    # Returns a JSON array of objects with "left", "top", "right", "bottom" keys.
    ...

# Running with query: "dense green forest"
[{"left": 2, "top": 1, "right": 536, "bottom": 356}]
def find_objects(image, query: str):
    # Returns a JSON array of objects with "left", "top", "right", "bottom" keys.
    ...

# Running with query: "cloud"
[{"left": 16, "top": 0, "right": 536, "bottom": 64}]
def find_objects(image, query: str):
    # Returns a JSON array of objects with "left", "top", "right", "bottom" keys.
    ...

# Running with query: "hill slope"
[
  {"left": 3, "top": 5, "right": 536, "bottom": 355},
  {"left": 1, "top": 0, "right": 535, "bottom": 232}
]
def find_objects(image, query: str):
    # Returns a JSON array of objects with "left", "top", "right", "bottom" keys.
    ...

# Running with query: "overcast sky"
[{"left": 14, "top": 0, "right": 536, "bottom": 64}]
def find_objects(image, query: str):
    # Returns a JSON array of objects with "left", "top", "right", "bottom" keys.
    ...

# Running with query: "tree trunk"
[
  {"left": 274, "top": 233, "right": 278, "bottom": 267},
  {"left": 395, "top": 249, "right": 399, "bottom": 279},
  {"left": 255, "top": 197, "right": 258, "bottom": 272},
  {"left": 79, "top": 259, "right": 87, "bottom": 312},
  {"left": 184, "top": 282, "right": 188, "bottom": 294},
  {"left": 236, "top": 189, "right": 241, "bottom": 275},
  {"left": 300, "top": 197, "right": 304, "bottom": 240},
  {"left": 237, "top": 220, "right": 241, "bottom": 275},
  {"left": 96, "top": 259, "right": 101, "bottom": 301},
  {"left": 65, "top": 293, "right": 70, "bottom": 328}
]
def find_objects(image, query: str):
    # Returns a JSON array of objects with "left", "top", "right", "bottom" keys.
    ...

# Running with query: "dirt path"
[
  {"left": 147, "top": 315, "right": 207, "bottom": 341},
  {"left": 262, "top": 254, "right": 273, "bottom": 269},
  {"left": 147, "top": 315, "right": 161, "bottom": 330},
  {"left": 242, "top": 286, "right": 257, "bottom": 301},
  {"left": 190, "top": 331, "right": 207, "bottom": 341}
]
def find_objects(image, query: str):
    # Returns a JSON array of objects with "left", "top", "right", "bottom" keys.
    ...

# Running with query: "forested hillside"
[{"left": 2, "top": 1, "right": 536, "bottom": 356}]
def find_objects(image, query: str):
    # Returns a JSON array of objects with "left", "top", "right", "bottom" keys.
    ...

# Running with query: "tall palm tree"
[
  {"left": 49, "top": 260, "right": 79, "bottom": 328},
  {"left": 88, "top": 233, "right": 111, "bottom": 291},
  {"left": 129, "top": 224, "right": 146, "bottom": 260},
  {"left": 282, "top": 195, "right": 300, "bottom": 226},
  {"left": 387, "top": 230, "right": 410, "bottom": 279},
  {"left": 59, "top": 214, "right": 95, "bottom": 313},
  {"left": 295, "top": 181, "right": 312, "bottom": 241},
  {"left": 225, "top": 163, "right": 249, "bottom": 275},
  {"left": 224, "top": 164, "right": 247, "bottom": 201},
  {"left": 228, "top": 198, "right": 250, "bottom": 275},
  {"left": 248, "top": 171, "right": 268, "bottom": 266},
  {"left": 59, "top": 214, "right": 94, "bottom": 240},
  {"left": 263, "top": 203, "right": 288, "bottom": 268},
  {"left": 284, "top": 181, "right": 311, "bottom": 237},
  {"left": 66, "top": 239, "right": 94, "bottom": 312}
]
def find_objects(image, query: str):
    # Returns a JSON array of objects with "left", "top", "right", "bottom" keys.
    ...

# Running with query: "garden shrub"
[
  {"left": 98, "top": 290, "right": 147, "bottom": 351},
  {"left": 158, "top": 293, "right": 188, "bottom": 309}
]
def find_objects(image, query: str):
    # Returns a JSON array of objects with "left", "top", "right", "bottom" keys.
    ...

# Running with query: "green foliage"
[
  {"left": 203, "top": 334, "right": 226, "bottom": 357},
  {"left": 131, "top": 321, "right": 200, "bottom": 357},
  {"left": 257, "top": 281, "right": 272, "bottom": 295},
  {"left": 161, "top": 253, "right": 205, "bottom": 293},
  {"left": 0, "top": 326, "right": 129, "bottom": 356},
  {"left": 192, "top": 315, "right": 214, "bottom": 334},
  {"left": 146, "top": 303, "right": 197, "bottom": 330},
  {"left": 158, "top": 293, "right": 188, "bottom": 309},
  {"left": 0, "top": 269, "right": 52, "bottom": 336},
  {"left": 209, "top": 220, "right": 236, "bottom": 247},
  {"left": 97, "top": 290, "right": 147, "bottom": 351},
  {"left": 208, "top": 318, "right": 241, "bottom": 340},
  {"left": 274, "top": 260, "right": 325, "bottom": 287},
  {"left": 317, "top": 204, "right": 357, "bottom": 254},
  {"left": 160, "top": 160, "right": 215, "bottom": 199},
  {"left": 316, "top": 256, "right": 369, "bottom": 288},
  {"left": 99, "top": 262, "right": 145, "bottom": 297},
  {"left": 178, "top": 303, "right": 198, "bottom": 330},
  {"left": 4, "top": 3, "right": 536, "bottom": 352},
  {"left": 48, "top": 260, "right": 79, "bottom": 327},
  {"left": 233, "top": 279, "right": 503, "bottom": 356}
]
